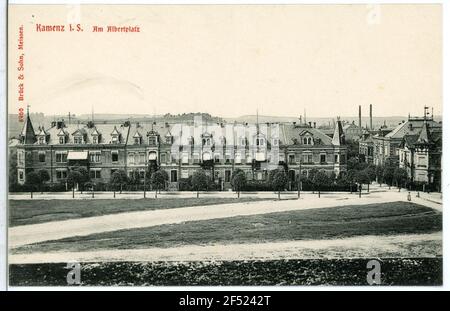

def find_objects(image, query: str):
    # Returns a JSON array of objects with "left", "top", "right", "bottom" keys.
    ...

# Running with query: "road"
[{"left": 9, "top": 189, "right": 441, "bottom": 249}]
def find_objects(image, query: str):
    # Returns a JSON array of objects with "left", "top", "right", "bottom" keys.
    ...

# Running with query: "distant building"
[
  {"left": 342, "top": 121, "right": 361, "bottom": 142},
  {"left": 15, "top": 110, "right": 348, "bottom": 190},
  {"left": 371, "top": 116, "right": 441, "bottom": 167},
  {"left": 398, "top": 121, "right": 442, "bottom": 189}
]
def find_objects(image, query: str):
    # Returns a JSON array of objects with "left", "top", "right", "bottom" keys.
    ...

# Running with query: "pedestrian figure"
[{"left": 407, "top": 192, "right": 411, "bottom": 201}]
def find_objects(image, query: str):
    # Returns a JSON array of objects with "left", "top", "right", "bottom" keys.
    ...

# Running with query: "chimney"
[
  {"left": 369, "top": 104, "right": 373, "bottom": 131},
  {"left": 308, "top": 121, "right": 312, "bottom": 127},
  {"left": 358, "top": 105, "right": 362, "bottom": 133},
  {"left": 313, "top": 122, "right": 316, "bottom": 128}
]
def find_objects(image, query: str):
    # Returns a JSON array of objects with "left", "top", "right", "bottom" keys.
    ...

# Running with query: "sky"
[{"left": 8, "top": 4, "right": 442, "bottom": 119}]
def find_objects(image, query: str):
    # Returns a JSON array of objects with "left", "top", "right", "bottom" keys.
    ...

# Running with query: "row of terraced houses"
[{"left": 15, "top": 111, "right": 348, "bottom": 190}]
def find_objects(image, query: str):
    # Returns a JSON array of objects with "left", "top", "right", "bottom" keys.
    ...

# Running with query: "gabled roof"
[
  {"left": 91, "top": 127, "right": 101, "bottom": 136},
  {"left": 111, "top": 126, "right": 121, "bottom": 136},
  {"left": 36, "top": 126, "right": 48, "bottom": 136},
  {"left": 385, "top": 119, "right": 440, "bottom": 139},
  {"left": 133, "top": 130, "right": 142, "bottom": 138}
]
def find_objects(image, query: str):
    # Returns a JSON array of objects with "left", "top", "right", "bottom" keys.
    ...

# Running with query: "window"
[
  {"left": 289, "top": 154, "right": 295, "bottom": 164},
  {"left": 18, "top": 170, "right": 24, "bottom": 182},
  {"left": 272, "top": 139, "right": 279, "bottom": 146},
  {"left": 240, "top": 138, "right": 246, "bottom": 146},
  {"left": 182, "top": 153, "right": 189, "bottom": 164},
  {"left": 56, "top": 170, "right": 67, "bottom": 179},
  {"left": 74, "top": 136, "right": 83, "bottom": 144},
  {"left": 111, "top": 151, "right": 119, "bottom": 162},
  {"left": 160, "top": 153, "right": 167, "bottom": 163},
  {"left": 134, "top": 137, "right": 141, "bottom": 145},
  {"left": 148, "top": 136, "right": 157, "bottom": 145},
  {"left": 90, "top": 151, "right": 101, "bottom": 163},
  {"left": 320, "top": 154, "right": 326, "bottom": 163},
  {"left": 303, "top": 137, "right": 312, "bottom": 145},
  {"left": 92, "top": 136, "right": 98, "bottom": 144},
  {"left": 334, "top": 154, "right": 339, "bottom": 163},
  {"left": 256, "top": 138, "right": 265, "bottom": 146},
  {"left": 202, "top": 138, "right": 211, "bottom": 146},
  {"left": 225, "top": 154, "right": 232, "bottom": 164},
  {"left": 38, "top": 152, "right": 45, "bottom": 163},
  {"left": 112, "top": 135, "right": 119, "bottom": 144},
  {"left": 59, "top": 136, "right": 65, "bottom": 144},
  {"left": 128, "top": 153, "right": 135, "bottom": 165},
  {"left": 235, "top": 153, "right": 242, "bottom": 164},
  {"left": 166, "top": 136, "right": 173, "bottom": 144},
  {"left": 225, "top": 170, "right": 231, "bottom": 182},
  {"left": 171, "top": 153, "right": 177, "bottom": 163},
  {"left": 90, "top": 169, "right": 102, "bottom": 179},
  {"left": 38, "top": 136, "right": 45, "bottom": 144},
  {"left": 193, "top": 153, "right": 200, "bottom": 164},
  {"left": 246, "top": 155, "right": 252, "bottom": 163},
  {"left": 56, "top": 152, "right": 67, "bottom": 163},
  {"left": 303, "top": 154, "right": 313, "bottom": 163},
  {"left": 18, "top": 151, "right": 25, "bottom": 166},
  {"left": 170, "top": 170, "right": 178, "bottom": 182},
  {"left": 214, "top": 154, "right": 220, "bottom": 163},
  {"left": 139, "top": 153, "right": 145, "bottom": 164}
]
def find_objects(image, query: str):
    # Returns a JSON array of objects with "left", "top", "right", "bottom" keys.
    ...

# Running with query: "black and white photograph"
[{"left": 3, "top": 2, "right": 446, "bottom": 290}]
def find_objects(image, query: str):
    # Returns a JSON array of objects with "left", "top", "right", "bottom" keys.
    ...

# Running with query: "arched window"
[
  {"left": 308, "top": 137, "right": 312, "bottom": 145},
  {"left": 303, "top": 137, "right": 308, "bottom": 145}
]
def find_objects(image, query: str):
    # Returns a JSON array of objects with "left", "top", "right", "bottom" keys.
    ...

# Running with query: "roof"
[
  {"left": 385, "top": 119, "right": 441, "bottom": 139},
  {"left": 20, "top": 113, "right": 36, "bottom": 144}
]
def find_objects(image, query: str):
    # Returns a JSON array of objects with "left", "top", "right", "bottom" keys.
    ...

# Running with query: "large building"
[
  {"left": 371, "top": 116, "right": 441, "bottom": 167},
  {"left": 398, "top": 120, "right": 442, "bottom": 189},
  {"left": 15, "top": 110, "right": 348, "bottom": 190}
]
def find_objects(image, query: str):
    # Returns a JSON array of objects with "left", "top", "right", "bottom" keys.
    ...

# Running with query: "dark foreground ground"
[{"left": 9, "top": 258, "right": 442, "bottom": 286}]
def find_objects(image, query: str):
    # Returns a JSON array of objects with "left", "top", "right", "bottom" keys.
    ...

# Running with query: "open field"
[
  {"left": 9, "top": 197, "right": 273, "bottom": 227},
  {"left": 12, "top": 202, "right": 442, "bottom": 254},
  {"left": 9, "top": 258, "right": 442, "bottom": 286}
]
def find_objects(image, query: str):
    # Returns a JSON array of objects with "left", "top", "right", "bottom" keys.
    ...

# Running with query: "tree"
[
  {"left": 110, "top": 169, "right": 128, "bottom": 195},
  {"left": 9, "top": 151, "right": 18, "bottom": 191},
  {"left": 231, "top": 169, "right": 247, "bottom": 198},
  {"left": 75, "top": 167, "right": 90, "bottom": 193},
  {"left": 375, "top": 165, "right": 384, "bottom": 186},
  {"left": 355, "top": 169, "right": 370, "bottom": 196},
  {"left": 383, "top": 165, "right": 395, "bottom": 189},
  {"left": 37, "top": 169, "right": 50, "bottom": 193},
  {"left": 150, "top": 169, "right": 169, "bottom": 198},
  {"left": 366, "top": 164, "right": 377, "bottom": 182},
  {"left": 191, "top": 170, "right": 209, "bottom": 198},
  {"left": 393, "top": 167, "right": 408, "bottom": 191},
  {"left": 25, "top": 171, "right": 40, "bottom": 198},
  {"left": 312, "top": 170, "right": 331, "bottom": 198},
  {"left": 67, "top": 170, "right": 83, "bottom": 198},
  {"left": 270, "top": 169, "right": 288, "bottom": 200}
]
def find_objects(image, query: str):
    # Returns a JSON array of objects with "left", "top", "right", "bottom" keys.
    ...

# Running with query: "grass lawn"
[
  {"left": 9, "top": 258, "right": 442, "bottom": 286},
  {"left": 9, "top": 197, "right": 273, "bottom": 227},
  {"left": 13, "top": 202, "right": 442, "bottom": 254}
]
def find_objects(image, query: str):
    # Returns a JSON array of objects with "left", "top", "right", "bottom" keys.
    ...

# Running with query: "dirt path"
[
  {"left": 9, "top": 232, "right": 442, "bottom": 264},
  {"left": 9, "top": 191, "right": 441, "bottom": 248}
]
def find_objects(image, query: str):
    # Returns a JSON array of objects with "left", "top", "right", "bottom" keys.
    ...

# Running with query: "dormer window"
[
  {"left": 202, "top": 138, "right": 211, "bottom": 146},
  {"left": 166, "top": 135, "right": 173, "bottom": 144},
  {"left": 38, "top": 136, "right": 45, "bottom": 144},
  {"left": 91, "top": 128, "right": 101, "bottom": 144},
  {"left": 112, "top": 135, "right": 119, "bottom": 144},
  {"left": 303, "top": 136, "right": 313, "bottom": 145},
  {"left": 134, "top": 137, "right": 141, "bottom": 145},
  {"left": 59, "top": 136, "right": 65, "bottom": 144},
  {"left": 256, "top": 137, "right": 265, "bottom": 146},
  {"left": 148, "top": 136, "right": 157, "bottom": 145},
  {"left": 74, "top": 136, "right": 83, "bottom": 144}
]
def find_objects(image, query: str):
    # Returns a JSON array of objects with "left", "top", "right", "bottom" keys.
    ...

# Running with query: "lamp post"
[{"left": 144, "top": 152, "right": 147, "bottom": 199}]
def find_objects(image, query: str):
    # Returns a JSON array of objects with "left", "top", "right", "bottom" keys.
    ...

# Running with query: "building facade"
[
  {"left": 15, "top": 112, "right": 348, "bottom": 190},
  {"left": 398, "top": 121, "right": 442, "bottom": 189}
]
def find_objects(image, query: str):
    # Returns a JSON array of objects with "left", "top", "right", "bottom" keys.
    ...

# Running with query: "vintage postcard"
[{"left": 6, "top": 3, "right": 443, "bottom": 288}]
